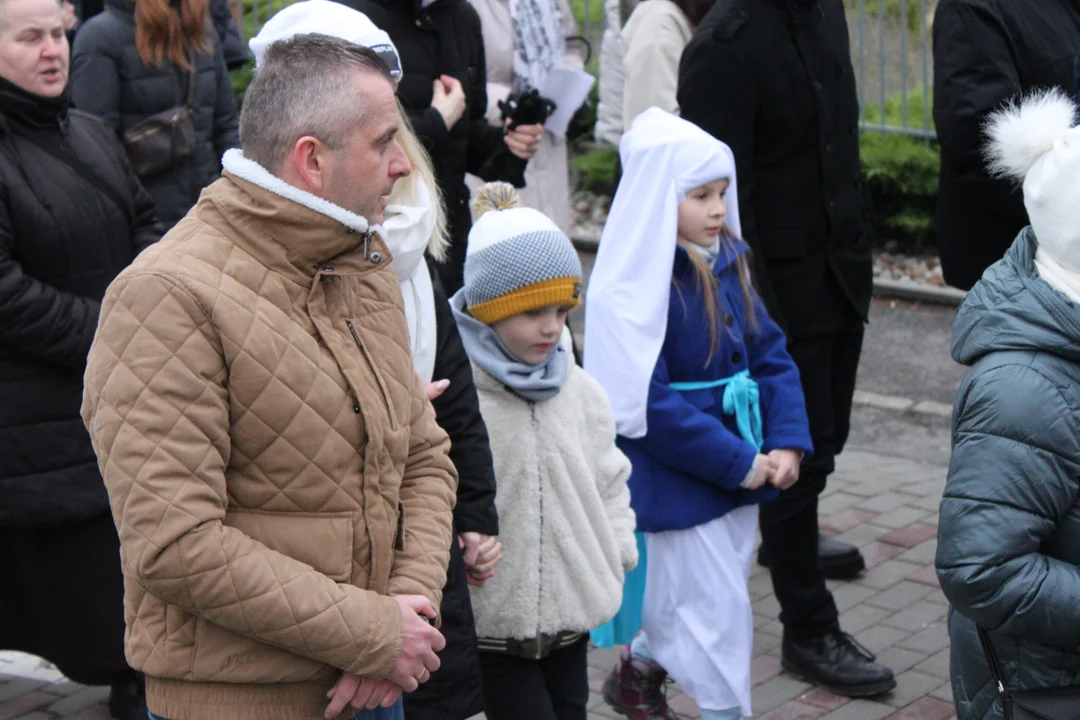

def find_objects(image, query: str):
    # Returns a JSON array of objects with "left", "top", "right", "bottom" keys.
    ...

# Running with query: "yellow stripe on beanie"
[{"left": 468, "top": 276, "right": 583, "bottom": 325}]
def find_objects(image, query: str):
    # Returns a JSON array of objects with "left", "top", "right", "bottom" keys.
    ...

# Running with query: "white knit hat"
[
  {"left": 463, "top": 183, "right": 583, "bottom": 325},
  {"left": 986, "top": 88, "right": 1080, "bottom": 270},
  {"left": 248, "top": 0, "right": 402, "bottom": 78}
]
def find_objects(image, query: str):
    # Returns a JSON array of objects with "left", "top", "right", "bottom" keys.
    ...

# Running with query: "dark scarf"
[{"left": 0, "top": 75, "right": 70, "bottom": 133}]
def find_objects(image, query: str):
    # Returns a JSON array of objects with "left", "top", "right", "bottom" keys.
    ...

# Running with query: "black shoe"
[
  {"left": 108, "top": 676, "right": 147, "bottom": 720},
  {"left": 781, "top": 631, "right": 897, "bottom": 697},
  {"left": 758, "top": 533, "right": 866, "bottom": 580}
]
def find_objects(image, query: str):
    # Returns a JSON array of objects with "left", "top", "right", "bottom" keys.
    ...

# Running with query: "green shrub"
[
  {"left": 231, "top": 60, "right": 254, "bottom": 108},
  {"left": 572, "top": 145, "right": 618, "bottom": 194},
  {"left": 860, "top": 130, "right": 939, "bottom": 251},
  {"left": 858, "top": 86, "right": 939, "bottom": 253},
  {"left": 863, "top": 86, "right": 933, "bottom": 131}
]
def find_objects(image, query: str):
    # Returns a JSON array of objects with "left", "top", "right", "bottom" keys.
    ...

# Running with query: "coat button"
[
  {"left": 370, "top": 251, "right": 383, "bottom": 264},
  {"left": 732, "top": 351, "right": 743, "bottom": 364},
  {"left": 814, "top": 81, "right": 824, "bottom": 92},
  {"left": 724, "top": 314, "right": 735, "bottom": 328},
  {"left": 323, "top": 266, "right": 334, "bottom": 273}
]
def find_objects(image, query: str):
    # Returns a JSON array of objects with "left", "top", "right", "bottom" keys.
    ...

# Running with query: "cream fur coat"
[{"left": 468, "top": 361, "right": 638, "bottom": 640}]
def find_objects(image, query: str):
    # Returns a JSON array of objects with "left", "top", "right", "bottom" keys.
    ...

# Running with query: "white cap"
[
  {"left": 248, "top": 0, "right": 402, "bottom": 78},
  {"left": 986, "top": 88, "right": 1080, "bottom": 270}
]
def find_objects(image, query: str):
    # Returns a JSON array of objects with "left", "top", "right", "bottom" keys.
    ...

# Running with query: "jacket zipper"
[
  {"left": 530, "top": 401, "right": 544, "bottom": 637},
  {"left": 346, "top": 319, "right": 398, "bottom": 428}
]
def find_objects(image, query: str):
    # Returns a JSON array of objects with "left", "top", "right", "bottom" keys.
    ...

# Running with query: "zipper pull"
[{"left": 362, "top": 230, "right": 372, "bottom": 259}]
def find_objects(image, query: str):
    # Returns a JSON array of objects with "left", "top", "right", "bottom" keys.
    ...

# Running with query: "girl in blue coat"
[{"left": 584, "top": 108, "right": 814, "bottom": 720}]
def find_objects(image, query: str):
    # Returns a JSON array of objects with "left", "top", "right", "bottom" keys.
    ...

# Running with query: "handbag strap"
[
  {"left": 18, "top": 131, "right": 134, "bottom": 229},
  {"left": 185, "top": 53, "right": 196, "bottom": 109},
  {"left": 976, "top": 625, "right": 1011, "bottom": 700}
]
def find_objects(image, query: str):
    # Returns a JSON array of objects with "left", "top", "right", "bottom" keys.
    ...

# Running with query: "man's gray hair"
[{"left": 239, "top": 33, "right": 393, "bottom": 173}]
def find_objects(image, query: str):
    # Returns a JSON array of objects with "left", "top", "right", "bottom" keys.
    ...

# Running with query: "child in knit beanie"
[{"left": 449, "top": 182, "right": 638, "bottom": 720}]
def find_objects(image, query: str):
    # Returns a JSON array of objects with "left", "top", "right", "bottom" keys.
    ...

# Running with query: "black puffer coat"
[
  {"left": 933, "top": 0, "right": 1080, "bottom": 290},
  {"left": 70, "top": 0, "right": 239, "bottom": 230},
  {"left": 404, "top": 258, "right": 498, "bottom": 720},
  {"left": 0, "top": 78, "right": 160, "bottom": 529},
  {"left": 678, "top": 0, "right": 873, "bottom": 337},
  {"left": 339, "top": 0, "right": 527, "bottom": 295}
]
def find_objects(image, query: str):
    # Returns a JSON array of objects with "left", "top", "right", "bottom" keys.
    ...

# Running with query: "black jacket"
[
  {"left": 678, "top": 0, "right": 872, "bottom": 337},
  {"left": 933, "top": 0, "right": 1080, "bottom": 290},
  {"left": 0, "top": 79, "right": 160, "bottom": 529},
  {"left": 340, "top": 0, "right": 527, "bottom": 295},
  {"left": 70, "top": 0, "right": 240, "bottom": 230},
  {"left": 404, "top": 257, "right": 497, "bottom": 720},
  {"left": 211, "top": 0, "right": 249, "bottom": 71}
]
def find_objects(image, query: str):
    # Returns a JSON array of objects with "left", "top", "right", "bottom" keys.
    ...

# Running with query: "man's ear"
[{"left": 290, "top": 136, "right": 332, "bottom": 195}]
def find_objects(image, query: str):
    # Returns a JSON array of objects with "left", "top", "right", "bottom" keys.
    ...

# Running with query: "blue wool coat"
[{"left": 620, "top": 242, "right": 813, "bottom": 533}]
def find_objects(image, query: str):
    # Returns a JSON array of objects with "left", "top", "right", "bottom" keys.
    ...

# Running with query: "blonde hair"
[
  {"left": 675, "top": 224, "right": 757, "bottom": 366},
  {"left": 134, "top": 0, "right": 210, "bottom": 72},
  {"left": 394, "top": 108, "right": 450, "bottom": 262}
]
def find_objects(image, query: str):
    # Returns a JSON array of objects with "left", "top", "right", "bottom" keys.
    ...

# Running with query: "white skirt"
[{"left": 642, "top": 505, "right": 759, "bottom": 716}]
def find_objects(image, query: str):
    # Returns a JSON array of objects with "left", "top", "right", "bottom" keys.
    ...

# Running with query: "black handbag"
[
  {"left": 977, "top": 625, "right": 1080, "bottom": 719},
  {"left": 121, "top": 57, "right": 197, "bottom": 180}
]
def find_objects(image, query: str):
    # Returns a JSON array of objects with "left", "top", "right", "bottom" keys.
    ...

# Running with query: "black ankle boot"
[
  {"left": 782, "top": 631, "right": 896, "bottom": 697},
  {"left": 758, "top": 533, "right": 866, "bottom": 579},
  {"left": 108, "top": 675, "right": 146, "bottom": 720}
]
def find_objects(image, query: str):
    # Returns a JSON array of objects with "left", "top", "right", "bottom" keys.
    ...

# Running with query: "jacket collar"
[
  {"left": 204, "top": 158, "right": 391, "bottom": 285},
  {"left": 673, "top": 238, "right": 750, "bottom": 278},
  {"left": 0, "top": 76, "right": 69, "bottom": 135}
]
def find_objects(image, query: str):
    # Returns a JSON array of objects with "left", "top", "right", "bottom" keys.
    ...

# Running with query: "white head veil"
[{"left": 583, "top": 108, "right": 742, "bottom": 439}]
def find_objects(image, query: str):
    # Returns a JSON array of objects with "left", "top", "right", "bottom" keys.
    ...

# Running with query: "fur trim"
[
  {"left": 984, "top": 88, "right": 1078, "bottom": 183},
  {"left": 222, "top": 149, "right": 379, "bottom": 235}
]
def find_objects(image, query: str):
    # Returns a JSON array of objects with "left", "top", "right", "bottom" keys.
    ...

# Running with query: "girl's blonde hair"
[
  {"left": 675, "top": 223, "right": 757, "bottom": 366},
  {"left": 134, "top": 0, "right": 211, "bottom": 72},
  {"left": 395, "top": 108, "right": 450, "bottom": 262}
]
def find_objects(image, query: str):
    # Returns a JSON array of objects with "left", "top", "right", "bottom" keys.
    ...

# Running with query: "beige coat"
[
  {"left": 468, "top": 362, "right": 638, "bottom": 640},
  {"left": 621, "top": 0, "right": 693, "bottom": 127},
  {"left": 81, "top": 172, "right": 458, "bottom": 720},
  {"left": 466, "top": 0, "right": 581, "bottom": 233}
]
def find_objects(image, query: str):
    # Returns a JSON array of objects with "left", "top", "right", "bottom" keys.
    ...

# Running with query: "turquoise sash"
[
  {"left": 669, "top": 368, "right": 763, "bottom": 450},
  {"left": 589, "top": 370, "right": 764, "bottom": 648}
]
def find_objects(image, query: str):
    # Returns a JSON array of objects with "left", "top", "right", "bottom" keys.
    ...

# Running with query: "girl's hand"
[
  {"left": 767, "top": 449, "right": 802, "bottom": 490},
  {"left": 742, "top": 454, "right": 776, "bottom": 490}
]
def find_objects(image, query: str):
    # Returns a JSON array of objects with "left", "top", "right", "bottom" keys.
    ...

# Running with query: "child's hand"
[
  {"left": 460, "top": 532, "right": 502, "bottom": 586},
  {"left": 767, "top": 449, "right": 802, "bottom": 490},
  {"left": 742, "top": 454, "right": 776, "bottom": 490}
]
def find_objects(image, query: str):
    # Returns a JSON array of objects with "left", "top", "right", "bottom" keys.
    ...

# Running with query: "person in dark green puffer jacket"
[{"left": 937, "top": 88, "right": 1080, "bottom": 720}]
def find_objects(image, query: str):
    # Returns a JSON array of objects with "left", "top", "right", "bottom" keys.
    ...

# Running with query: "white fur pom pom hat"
[
  {"left": 985, "top": 88, "right": 1080, "bottom": 269},
  {"left": 248, "top": 0, "right": 402, "bottom": 78}
]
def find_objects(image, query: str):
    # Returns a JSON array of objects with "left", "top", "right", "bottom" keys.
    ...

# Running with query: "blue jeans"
[{"left": 149, "top": 698, "right": 404, "bottom": 720}]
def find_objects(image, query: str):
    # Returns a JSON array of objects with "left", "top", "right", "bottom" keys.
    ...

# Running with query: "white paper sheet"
[{"left": 541, "top": 68, "right": 596, "bottom": 138}]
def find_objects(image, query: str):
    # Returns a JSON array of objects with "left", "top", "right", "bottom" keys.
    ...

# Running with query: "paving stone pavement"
[{"left": 1, "top": 449, "right": 955, "bottom": 720}]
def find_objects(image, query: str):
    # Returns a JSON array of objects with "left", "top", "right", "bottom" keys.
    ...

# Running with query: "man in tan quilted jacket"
[{"left": 81, "top": 35, "right": 458, "bottom": 720}]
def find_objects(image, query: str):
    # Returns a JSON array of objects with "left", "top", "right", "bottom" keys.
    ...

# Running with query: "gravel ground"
[{"left": 570, "top": 191, "right": 948, "bottom": 288}]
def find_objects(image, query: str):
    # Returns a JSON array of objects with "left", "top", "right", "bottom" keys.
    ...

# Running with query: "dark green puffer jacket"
[{"left": 937, "top": 228, "right": 1080, "bottom": 720}]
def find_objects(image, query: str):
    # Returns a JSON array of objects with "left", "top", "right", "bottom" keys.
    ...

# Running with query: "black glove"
[{"left": 498, "top": 88, "right": 557, "bottom": 130}]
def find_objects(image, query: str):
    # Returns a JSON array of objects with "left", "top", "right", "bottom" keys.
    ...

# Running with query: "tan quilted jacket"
[{"left": 81, "top": 173, "right": 458, "bottom": 720}]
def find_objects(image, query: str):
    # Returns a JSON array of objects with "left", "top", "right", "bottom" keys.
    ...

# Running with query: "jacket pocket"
[
  {"left": 223, "top": 509, "right": 354, "bottom": 582},
  {"left": 395, "top": 501, "right": 405, "bottom": 552},
  {"left": 347, "top": 319, "right": 401, "bottom": 430}
]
